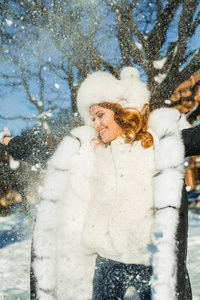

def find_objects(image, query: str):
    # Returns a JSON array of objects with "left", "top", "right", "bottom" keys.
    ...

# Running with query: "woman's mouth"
[{"left": 99, "top": 128, "right": 107, "bottom": 136}]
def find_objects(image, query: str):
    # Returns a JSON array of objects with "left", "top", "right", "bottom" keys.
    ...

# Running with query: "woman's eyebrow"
[{"left": 95, "top": 110, "right": 103, "bottom": 115}]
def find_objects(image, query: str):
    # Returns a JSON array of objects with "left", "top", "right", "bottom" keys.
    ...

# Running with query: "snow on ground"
[
  {"left": 0, "top": 239, "right": 31, "bottom": 300},
  {"left": 0, "top": 211, "right": 199, "bottom": 300},
  {"left": 0, "top": 213, "right": 32, "bottom": 300}
]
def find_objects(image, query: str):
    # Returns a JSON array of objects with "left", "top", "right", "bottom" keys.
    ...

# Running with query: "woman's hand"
[
  {"left": 0, "top": 126, "right": 12, "bottom": 145},
  {"left": 3, "top": 136, "right": 12, "bottom": 146}
]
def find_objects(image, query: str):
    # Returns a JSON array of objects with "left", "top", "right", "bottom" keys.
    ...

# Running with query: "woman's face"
[{"left": 90, "top": 105, "right": 123, "bottom": 143}]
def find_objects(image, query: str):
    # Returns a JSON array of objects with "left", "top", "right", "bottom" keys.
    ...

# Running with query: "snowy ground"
[
  {"left": 0, "top": 211, "right": 200, "bottom": 300},
  {"left": 0, "top": 213, "right": 32, "bottom": 300}
]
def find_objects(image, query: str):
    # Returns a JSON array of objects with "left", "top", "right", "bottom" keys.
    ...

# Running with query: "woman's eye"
[{"left": 98, "top": 113, "right": 104, "bottom": 118}]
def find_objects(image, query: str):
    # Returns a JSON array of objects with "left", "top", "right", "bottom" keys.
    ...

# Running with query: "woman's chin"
[{"left": 101, "top": 136, "right": 110, "bottom": 144}]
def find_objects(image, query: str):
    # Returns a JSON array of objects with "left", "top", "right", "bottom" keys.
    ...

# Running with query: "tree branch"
[
  {"left": 176, "top": 51, "right": 200, "bottom": 87},
  {"left": 114, "top": 5, "right": 146, "bottom": 68},
  {"left": 0, "top": 115, "right": 37, "bottom": 120},
  {"left": 165, "top": 1, "right": 199, "bottom": 84},
  {"left": 147, "top": 0, "right": 182, "bottom": 60}
]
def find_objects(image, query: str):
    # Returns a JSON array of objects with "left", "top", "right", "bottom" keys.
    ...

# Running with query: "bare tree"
[
  {"left": 0, "top": 23, "right": 68, "bottom": 136},
  {"left": 0, "top": 0, "right": 200, "bottom": 127},
  {"left": 105, "top": 0, "right": 200, "bottom": 108}
]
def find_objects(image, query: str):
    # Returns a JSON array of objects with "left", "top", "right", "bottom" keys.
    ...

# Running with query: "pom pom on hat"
[
  {"left": 120, "top": 66, "right": 140, "bottom": 80},
  {"left": 119, "top": 67, "right": 150, "bottom": 112},
  {"left": 77, "top": 67, "right": 150, "bottom": 125}
]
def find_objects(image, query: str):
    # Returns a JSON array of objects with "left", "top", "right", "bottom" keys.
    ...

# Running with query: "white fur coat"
[{"left": 31, "top": 108, "right": 189, "bottom": 300}]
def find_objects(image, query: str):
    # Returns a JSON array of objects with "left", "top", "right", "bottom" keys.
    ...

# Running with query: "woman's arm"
[
  {"left": 182, "top": 125, "right": 200, "bottom": 157},
  {"left": 7, "top": 136, "right": 55, "bottom": 168}
]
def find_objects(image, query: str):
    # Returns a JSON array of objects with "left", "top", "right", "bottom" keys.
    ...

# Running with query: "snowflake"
[{"left": 6, "top": 19, "right": 13, "bottom": 26}]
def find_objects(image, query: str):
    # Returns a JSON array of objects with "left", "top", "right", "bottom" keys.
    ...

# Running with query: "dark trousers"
[{"left": 92, "top": 256, "right": 152, "bottom": 300}]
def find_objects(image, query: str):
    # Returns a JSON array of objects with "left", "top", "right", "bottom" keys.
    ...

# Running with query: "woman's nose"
[{"left": 94, "top": 119, "right": 101, "bottom": 129}]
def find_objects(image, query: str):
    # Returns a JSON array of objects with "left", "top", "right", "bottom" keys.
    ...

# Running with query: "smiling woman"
[
  {"left": 90, "top": 105, "right": 123, "bottom": 143},
  {"left": 30, "top": 67, "right": 200, "bottom": 300},
  {"left": 90, "top": 102, "right": 153, "bottom": 147}
]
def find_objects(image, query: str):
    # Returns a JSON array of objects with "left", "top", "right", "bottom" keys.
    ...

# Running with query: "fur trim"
[
  {"left": 178, "top": 113, "right": 191, "bottom": 130},
  {"left": 70, "top": 125, "right": 96, "bottom": 144},
  {"left": 32, "top": 134, "right": 82, "bottom": 298},
  {"left": 47, "top": 136, "right": 80, "bottom": 171},
  {"left": 77, "top": 67, "right": 150, "bottom": 125},
  {"left": 148, "top": 108, "right": 185, "bottom": 170},
  {"left": 149, "top": 108, "right": 185, "bottom": 300},
  {"left": 32, "top": 127, "right": 96, "bottom": 300},
  {"left": 32, "top": 135, "right": 81, "bottom": 299}
]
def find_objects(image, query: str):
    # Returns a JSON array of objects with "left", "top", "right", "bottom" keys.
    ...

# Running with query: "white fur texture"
[
  {"left": 148, "top": 108, "right": 180, "bottom": 135},
  {"left": 81, "top": 138, "right": 155, "bottom": 265},
  {"left": 153, "top": 169, "right": 184, "bottom": 209},
  {"left": 77, "top": 67, "right": 150, "bottom": 125},
  {"left": 32, "top": 108, "right": 185, "bottom": 299},
  {"left": 48, "top": 136, "right": 80, "bottom": 170},
  {"left": 148, "top": 108, "right": 185, "bottom": 170},
  {"left": 149, "top": 108, "right": 185, "bottom": 300},
  {"left": 32, "top": 127, "right": 96, "bottom": 300},
  {"left": 36, "top": 290, "right": 55, "bottom": 300},
  {"left": 178, "top": 113, "right": 191, "bottom": 130},
  {"left": 71, "top": 125, "right": 96, "bottom": 144},
  {"left": 120, "top": 66, "right": 140, "bottom": 80}
]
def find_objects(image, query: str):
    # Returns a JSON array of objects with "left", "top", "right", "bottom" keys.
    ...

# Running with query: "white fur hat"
[{"left": 77, "top": 67, "right": 150, "bottom": 125}]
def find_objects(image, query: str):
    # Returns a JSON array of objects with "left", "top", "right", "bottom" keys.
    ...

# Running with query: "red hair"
[{"left": 95, "top": 102, "right": 153, "bottom": 149}]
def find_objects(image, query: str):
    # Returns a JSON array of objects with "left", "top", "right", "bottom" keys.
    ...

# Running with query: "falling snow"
[
  {"left": 135, "top": 42, "right": 142, "bottom": 50},
  {"left": 6, "top": 19, "right": 13, "bottom": 26},
  {"left": 153, "top": 57, "right": 167, "bottom": 70},
  {"left": 154, "top": 73, "right": 167, "bottom": 83},
  {"left": 37, "top": 101, "right": 43, "bottom": 107},
  {"left": 9, "top": 158, "right": 20, "bottom": 170}
]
